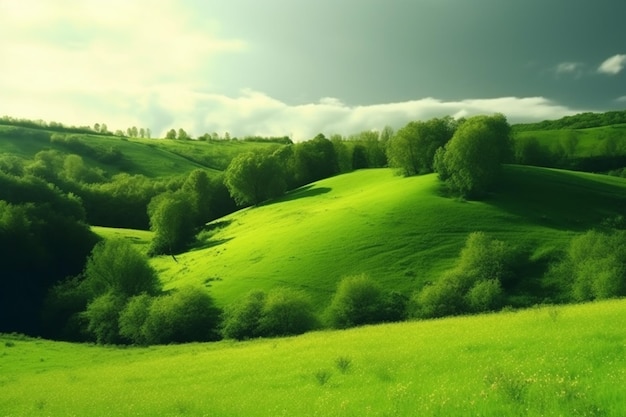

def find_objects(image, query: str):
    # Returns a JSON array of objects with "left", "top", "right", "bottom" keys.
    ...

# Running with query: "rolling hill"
[{"left": 144, "top": 165, "right": 626, "bottom": 310}]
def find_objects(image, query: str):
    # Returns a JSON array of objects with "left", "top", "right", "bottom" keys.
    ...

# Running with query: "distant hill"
[
  {"left": 0, "top": 124, "right": 283, "bottom": 178},
  {"left": 140, "top": 166, "right": 626, "bottom": 310},
  {"left": 512, "top": 109, "right": 626, "bottom": 131}
]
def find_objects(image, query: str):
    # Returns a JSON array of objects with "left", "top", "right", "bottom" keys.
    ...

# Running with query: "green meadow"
[
  {"left": 1, "top": 299, "right": 625, "bottom": 416},
  {"left": 151, "top": 165, "right": 626, "bottom": 309}
]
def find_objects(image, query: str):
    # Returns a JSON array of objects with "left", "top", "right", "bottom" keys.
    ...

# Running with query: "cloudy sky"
[{"left": 1, "top": 0, "right": 625, "bottom": 140}]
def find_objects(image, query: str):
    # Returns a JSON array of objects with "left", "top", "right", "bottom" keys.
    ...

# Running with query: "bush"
[
  {"left": 325, "top": 274, "right": 386, "bottom": 329},
  {"left": 221, "top": 290, "right": 266, "bottom": 340},
  {"left": 465, "top": 279, "right": 504, "bottom": 312},
  {"left": 142, "top": 286, "right": 221, "bottom": 344},
  {"left": 222, "top": 288, "right": 318, "bottom": 340},
  {"left": 118, "top": 293, "right": 153, "bottom": 345},
  {"left": 410, "top": 232, "right": 522, "bottom": 319},
  {"left": 259, "top": 288, "right": 318, "bottom": 337},
  {"left": 83, "top": 292, "right": 126, "bottom": 344},
  {"left": 551, "top": 230, "right": 626, "bottom": 301}
]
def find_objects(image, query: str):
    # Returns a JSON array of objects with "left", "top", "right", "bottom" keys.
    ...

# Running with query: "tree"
[
  {"left": 181, "top": 169, "right": 213, "bottom": 226},
  {"left": 165, "top": 129, "right": 177, "bottom": 139},
  {"left": 139, "top": 128, "right": 145, "bottom": 138},
  {"left": 146, "top": 128, "right": 151, "bottom": 139},
  {"left": 178, "top": 128, "right": 189, "bottom": 140},
  {"left": 224, "top": 151, "right": 286, "bottom": 206},
  {"left": 293, "top": 134, "right": 338, "bottom": 186},
  {"left": 83, "top": 239, "right": 161, "bottom": 298},
  {"left": 434, "top": 114, "right": 512, "bottom": 197},
  {"left": 147, "top": 192, "right": 196, "bottom": 255},
  {"left": 387, "top": 117, "right": 456, "bottom": 176},
  {"left": 93, "top": 123, "right": 100, "bottom": 132},
  {"left": 83, "top": 291, "right": 126, "bottom": 344}
]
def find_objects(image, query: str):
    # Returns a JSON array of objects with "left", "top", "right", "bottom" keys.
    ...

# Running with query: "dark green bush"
[{"left": 83, "top": 292, "right": 126, "bottom": 344}]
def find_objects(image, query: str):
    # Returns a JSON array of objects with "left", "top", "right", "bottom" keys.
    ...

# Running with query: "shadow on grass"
[
  {"left": 262, "top": 185, "right": 332, "bottom": 206},
  {"left": 487, "top": 165, "right": 626, "bottom": 231}
]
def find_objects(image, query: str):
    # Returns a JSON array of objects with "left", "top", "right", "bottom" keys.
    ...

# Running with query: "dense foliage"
[{"left": 513, "top": 109, "right": 626, "bottom": 131}]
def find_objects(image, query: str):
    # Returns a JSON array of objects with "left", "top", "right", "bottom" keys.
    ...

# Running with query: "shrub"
[
  {"left": 118, "top": 293, "right": 153, "bottom": 345},
  {"left": 143, "top": 286, "right": 221, "bottom": 344},
  {"left": 83, "top": 292, "right": 126, "bottom": 344},
  {"left": 221, "top": 290, "right": 266, "bottom": 340},
  {"left": 552, "top": 230, "right": 626, "bottom": 301},
  {"left": 259, "top": 288, "right": 318, "bottom": 337},
  {"left": 411, "top": 232, "right": 522, "bottom": 319},
  {"left": 465, "top": 279, "right": 504, "bottom": 312},
  {"left": 325, "top": 274, "right": 386, "bottom": 329},
  {"left": 222, "top": 288, "right": 318, "bottom": 340}
]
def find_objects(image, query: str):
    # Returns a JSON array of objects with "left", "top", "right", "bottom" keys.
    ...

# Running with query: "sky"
[{"left": 1, "top": 0, "right": 625, "bottom": 140}]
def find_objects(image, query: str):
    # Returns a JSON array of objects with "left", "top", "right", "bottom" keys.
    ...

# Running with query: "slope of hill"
[
  {"left": 151, "top": 165, "right": 626, "bottom": 309},
  {"left": 1, "top": 299, "right": 624, "bottom": 416},
  {"left": 0, "top": 125, "right": 281, "bottom": 178}
]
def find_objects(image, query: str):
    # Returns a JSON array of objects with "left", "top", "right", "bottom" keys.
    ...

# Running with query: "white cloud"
[
  {"left": 616, "top": 96, "right": 626, "bottom": 103},
  {"left": 136, "top": 91, "right": 587, "bottom": 141},
  {"left": 555, "top": 61, "right": 583, "bottom": 75},
  {"left": 598, "top": 54, "right": 626, "bottom": 75},
  {"left": 0, "top": 1, "right": 590, "bottom": 141}
]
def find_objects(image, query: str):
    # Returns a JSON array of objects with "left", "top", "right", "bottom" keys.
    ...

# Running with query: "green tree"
[
  {"left": 181, "top": 169, "right": 213, "bottom": 225},
  {"left": 147, "top": 192, "right": 196, "bottom": 255},
  {"left": 165, "top": 129, "right": 177, "bottom": 139},
  {"left": 387, "top": 117, "right": 457, "bottom": 176},
  {"left": 83, "top": 239, "right": 160, "bottom": 298},
  {"left": 178, "top": 128, "right": 189, "bottom": 140},
  {"left": 118, "top": 293, "right": 153, "bottom": 345},
  {"left": 224, "top": 151, "right": 286, "bottom": 206},
  {"left": 434, "top": 114, "right": 512, "bottom": 197}
]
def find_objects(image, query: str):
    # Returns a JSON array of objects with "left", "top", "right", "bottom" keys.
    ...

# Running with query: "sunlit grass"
[
  {"left": 149, "top": 166, "right": 626, "bottom": 310},
  {"left": 1, "top": 299, "right": 625, "bottom": 416}
]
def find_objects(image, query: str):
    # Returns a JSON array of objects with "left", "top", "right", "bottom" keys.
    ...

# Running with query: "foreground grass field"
[
  {"left": 1, "top": 299, "right": 625, "bottom": 416},
  {"left": 151, "top": 166, "right": 626, "bottom": 309}
]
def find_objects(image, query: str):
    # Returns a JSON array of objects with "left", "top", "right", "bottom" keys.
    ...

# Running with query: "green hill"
[
  {"left": 148, "top": 165, "right": 626, "bottom": 309},
  {"left": 0, "top": 124, "right": 281, "bottom": 178},
  {"left": 1, "top": 299, "right": 624, "bottom": 416}
]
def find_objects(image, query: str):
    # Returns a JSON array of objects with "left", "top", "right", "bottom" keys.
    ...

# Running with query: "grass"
[
  {"left": 1, "top": 299, "right": 625, "bottom": 416},
  {"left": 0, "top": 125, "right": 280, "bottom": 178},
  {"left": 514, "top": 124, "right": 626, "bottom": 157},
  {"left": 149, "top": 165, "right": 626, "bottom": 310}
]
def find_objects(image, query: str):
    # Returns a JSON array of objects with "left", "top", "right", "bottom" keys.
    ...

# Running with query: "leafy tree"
[
  {"left": 224, "top": 151, "right": 286, "bottom": 206},
  {"left": 325, "top": 274, "right": 386, "bottom": 329},
  {"left": 387, "top": 117, "right": 456, "bottom": 176},
  {"left": 165, "top": 129, "right": 177, "bottom": 139},
  {"left": 293, "top": 134, "right": 338, "bottom": 186},
  {"left": 147, "top": 192, "right": 196, "bottom": 255},
  {"left": 434, "top": 114, "right": 512, "bottom": 197},
  {"left": 181, "top": 169, "right": 213, "bottom": 225},
  {"left": 83, "top": 239, "right": 160, "bottom": 298},
  {"left": 178, "top": 128, "right": 189, "bottom": 140}
]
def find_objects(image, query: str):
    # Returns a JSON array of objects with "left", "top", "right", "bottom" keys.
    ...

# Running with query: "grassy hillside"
[
  {"left": 0, "top": 125, "right": 280, "bottom": 178},
  {"left": 150, "top": 166, "right": 626, "bottom": 309},
  {"left": 514, "top": 124, "right": 626, "bottom": 158},
  {"left": 1, "top": 299, "right": 625, "bottom": 416}
]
